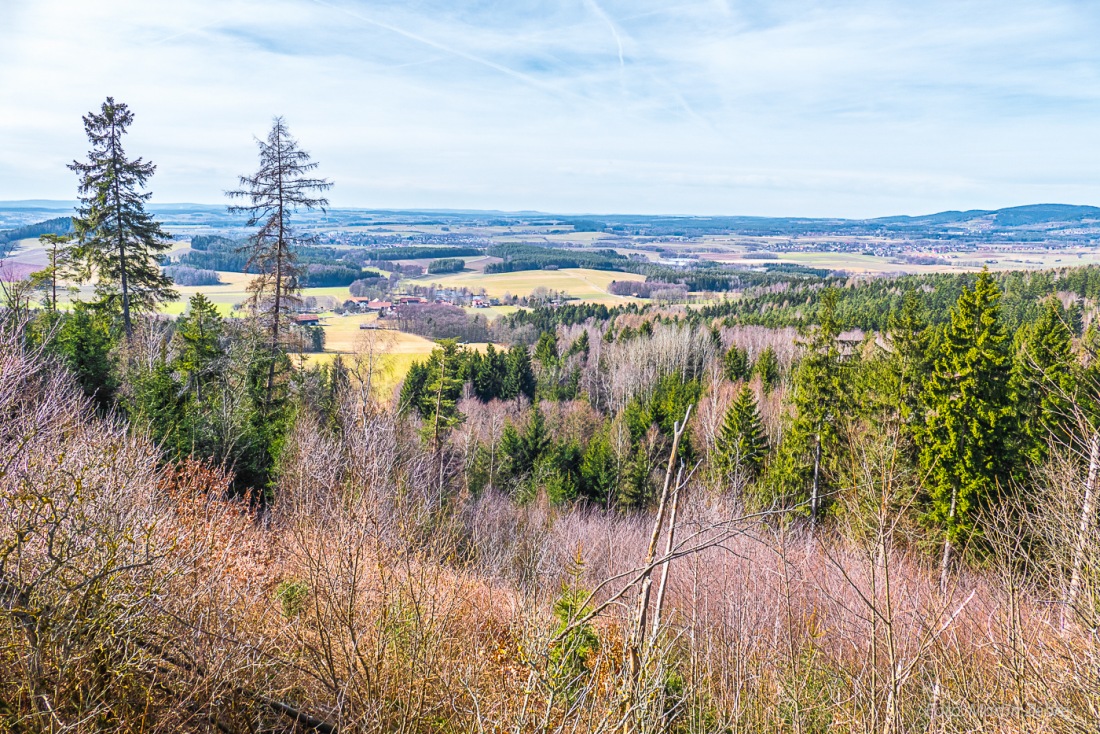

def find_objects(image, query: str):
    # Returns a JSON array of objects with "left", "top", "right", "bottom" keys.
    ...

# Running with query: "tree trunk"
[
  {"left": 940, "top": 486, "right": 958, "bottom": 598},
  {"left": 1065, "top": 431, "right": 1100, "bottom": 627},
  {"left": 810, "top": 432, "right": 822, "bottom": 523},
  {"left": 623, "top": 406, "right": 690, "bottom": 734}
]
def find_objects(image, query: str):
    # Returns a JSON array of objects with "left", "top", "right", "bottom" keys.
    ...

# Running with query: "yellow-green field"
[{"left": 414, "top": 267, "right": 645, "bottom": 302}]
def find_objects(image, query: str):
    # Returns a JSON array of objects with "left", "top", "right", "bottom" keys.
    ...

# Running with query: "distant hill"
[{"left": 2, "top": 201, "right": 1099, "bottom": 241}]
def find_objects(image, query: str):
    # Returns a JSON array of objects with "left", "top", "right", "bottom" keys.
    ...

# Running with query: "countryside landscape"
[{"left": 6, "top": 1, "right": 1100, "bottom": 733}]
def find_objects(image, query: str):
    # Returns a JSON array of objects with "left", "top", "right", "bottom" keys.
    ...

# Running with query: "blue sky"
[{"left": 2, "top": 0, "right": 1100, "bottom": 217}]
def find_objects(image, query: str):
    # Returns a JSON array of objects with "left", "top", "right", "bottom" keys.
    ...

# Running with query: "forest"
[{"left": 3, "top": 98, "right": 1100, "bottom": 734}]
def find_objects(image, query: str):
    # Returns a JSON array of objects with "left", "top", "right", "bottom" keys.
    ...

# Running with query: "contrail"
[
  {"left": 308, "top": 0, "right": 571, "bottom": 99},
  {"left": 583, "top": 0, "right": 626, "bottom": 70}
]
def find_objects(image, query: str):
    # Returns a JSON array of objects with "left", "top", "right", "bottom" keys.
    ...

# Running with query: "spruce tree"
[
  {"left": 503, "top": 344, "right": 536, "bottom": 401},
  {"left": 884, "top": 289, "right": 932, "bottom": 441},
  {"left": 788, "top": 287, "right": 848, "bottom": 522},
  {"left": 754, "top": 346, "right": 781, "bottom": 392},
  {"left": 580, "top": 426, "right": 618, "bottom": 506},
  {"left": 69, "top": 97, "right": 176, "bottom": 338},
  {"left": 716, "top": 384, "right": 768, "bottom": 482},
  {"left": 723, "top": 344, "right": 750, "bottom": 382},
  {"left": 227, "top": 117, "right": 331, "bottom": 405},
  {"left": 1012, "top": 297, "right": 1076, "bottom": 465},
  {"left": 918, "top": 271, "right": 1015, "bottom": 585},
  {"left": 174, "top": 293, "right": 224, "bottom": 401}
]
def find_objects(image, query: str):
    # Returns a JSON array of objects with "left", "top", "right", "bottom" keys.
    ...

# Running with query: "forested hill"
[{"left": 3, "top": 200, "right": 1100, "bottom": 240}]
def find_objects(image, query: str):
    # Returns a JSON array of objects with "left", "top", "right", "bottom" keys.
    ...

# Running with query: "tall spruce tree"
[
  {"left": 787, "top": 287, "right": 848, "bottom": 522},
  {"left": 716, "top": 384, "right": 768, "bottom": 482},
  {"left": 69, "top": 97, "right": 176, "bottom": 338},
  {"left": 227, "top": 117, "right": 331, "bottom": 405},
  {"left": 884, "top": 289, "right": 932, "bottom": 441},
  {"left": 918, "top": 271, "right": 1015, "bottom": 587},
  {"left": 754, "top": 346, "right": 781, "bottom": 393},
  {"left": 1013, "top": 297, "right": 1076, "bottom": 466}
]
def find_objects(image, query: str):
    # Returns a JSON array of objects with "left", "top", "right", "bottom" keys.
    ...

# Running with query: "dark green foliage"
[
  {"left": 878, "top": 289, "right": 933, "bottom": 441},
  {"left": 503, "top": 344, "right": 536, "bottom": 401},
  {"left": 567, "top": 330, "right": 590, "bottom": 358},
  {"left": 754, "top": 346, "right": 781, "bottom": 392},
  {"left": 427, "top": 258, "right": 465, "bottom": 274},
  {"left": 546, "top": 440, "right": 584, "bottom": 505},
  {"left": 0, "top": 216, "right": 73, "bottom": 248},
  {"left": 500, "top": 405, "right": 553, "bottom": 487},
  {"left": 618, "top": 441, "right": 655, "bottom": 510},
  {"left": 716, "top": 385, "right": 768, "bottom": 482},
  {"left": 579, "top": 427, "right": 618, "bottom": 506},
  {"left": 723, "top": 344, "right": 751, "bottom": 382},
  {"left": 1066, "top": 299, "right": 1084, "bottom": 336},
  {"left": 399, "top": 361, "right": 431, "bottom": 416},
  {"left": 69, "top": 97, "right": 177, "bottom": 337},
  {"left": 623, "top": 373, "right": 702, "bottom": 449},
  {"left": 175, "top": 294, "right": 223, "bottom": 400},
  {"left": 918, "top": 271, "right": 1016, "bottom": 550},
  {"left": 299, "top": 263, "right": 362, "bottom": 287},
  {"left": 535, "top": 331, "right": 559, "bottom": 367},
  {"left": 1012, "top": 297, "right": 1076, "bottom": 465},
  {"left": 369, "top": 246, "right": 480, "bottom": 260},
  {"left": 484, "top": 243, "right": 629, "bottom": 274},
  {"left": 777, "top": 288, "right": 849, "bottom": 520},
  {"left": 51, "top": 303, "right": 119, "bottom": 410}
]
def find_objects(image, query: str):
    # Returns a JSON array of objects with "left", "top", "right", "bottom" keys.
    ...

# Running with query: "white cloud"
[{"left": 2, "top": 0, "right": 1100, "bottom": 216}]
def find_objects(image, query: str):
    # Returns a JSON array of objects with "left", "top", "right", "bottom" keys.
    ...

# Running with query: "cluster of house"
[{"left": 341, "top": 292, "right": 495, "bottom": 313}]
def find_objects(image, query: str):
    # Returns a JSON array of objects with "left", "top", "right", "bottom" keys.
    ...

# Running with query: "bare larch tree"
[{"left": 227, "top": 117, "right": 331, "bottom": 404}]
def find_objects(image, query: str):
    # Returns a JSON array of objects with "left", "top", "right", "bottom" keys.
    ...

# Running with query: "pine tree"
[
  {"left": 227, "top": 117, "right": 331, "bottom": 406},
  {"left": 918, "top": 271, "right": 1015, "bottom": 586},
  {"left": 1012, "top": 297, "right": 1076, "bottom": 465},
  {"left": 69, "top": 98, "right": 176, "bottom": 338},
  {"left": 716, "top": 385, "right": 768, "bottom": 482}
]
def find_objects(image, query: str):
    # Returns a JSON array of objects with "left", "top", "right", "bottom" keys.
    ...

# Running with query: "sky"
[{"left": 2, "top": 0, "right": 1100, "bottom": 218}]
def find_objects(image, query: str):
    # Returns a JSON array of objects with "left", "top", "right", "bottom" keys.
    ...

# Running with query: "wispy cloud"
[{"left": 2, "top": 0, "right": 1100, "bottom": 216}]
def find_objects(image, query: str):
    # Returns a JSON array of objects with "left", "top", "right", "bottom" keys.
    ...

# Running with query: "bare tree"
[{"left": 227, "top": 117, "right": 331, "bottom": 405}]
